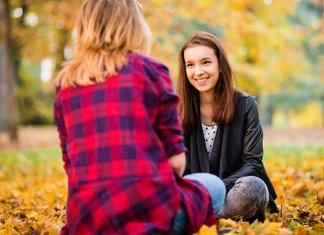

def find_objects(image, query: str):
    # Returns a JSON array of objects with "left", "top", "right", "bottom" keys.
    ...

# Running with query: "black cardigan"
[{"left": 184, "top": 95, "right": 278, "bottom": 212}]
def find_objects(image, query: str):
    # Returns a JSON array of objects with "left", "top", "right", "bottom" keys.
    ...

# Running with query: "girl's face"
[{"left": 184, "top": 45, "right": 220, "bottom": 96}]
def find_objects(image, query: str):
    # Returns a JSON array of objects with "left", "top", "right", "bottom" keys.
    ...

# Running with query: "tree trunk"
[
  {"left": 0, "top": 1, "right": 8, "bottom": 132},
  {"left": 0, "top": 0, "right": 19, "bottom": 141},
  {"left": 0, "top": 43, "right": 8, "bottom": 132}
]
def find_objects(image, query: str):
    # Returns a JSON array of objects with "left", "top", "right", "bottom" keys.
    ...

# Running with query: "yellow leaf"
[
  {"left": 27, "top": 211, "right": 38, "bottom": 220},
  {"left": 293, "top": 224, "right": 309, "bottom": 235},
  {"left": 219, "top": 219, "right": 239, "bottom": 228},
  {"left": 278, "top": 228, "right": 293, "bottom": 235},
  {"left": 313, "top": 221, "right": 324, "bottom": 230},
  {"left": 196, "top": 224, "right": 217, "bottom": 235},
  {"left": 310, "top": 204, "right": 322, "bottom": 216}
]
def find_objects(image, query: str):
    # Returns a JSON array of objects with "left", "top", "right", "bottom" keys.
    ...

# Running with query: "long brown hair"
[
  {"left": 177, "top": 31, "right": 239, "bottom": 135},
  {"left": 55, "top": 0, "right": 152, "bottom": 88}
]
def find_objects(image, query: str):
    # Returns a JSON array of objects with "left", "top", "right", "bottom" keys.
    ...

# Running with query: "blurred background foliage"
[{"left": 0, "top": 0, "right": 323, "bottom": 134}]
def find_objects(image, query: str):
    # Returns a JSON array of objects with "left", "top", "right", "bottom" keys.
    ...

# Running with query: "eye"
[
  {"left": 203, "top": 60, "right": 211, "bottom": 65},
  {"left": 186, "top": 63, "right": 193, "bottom": 68}
]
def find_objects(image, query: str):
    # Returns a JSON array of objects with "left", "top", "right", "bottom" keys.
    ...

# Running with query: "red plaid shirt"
[{"left": 54, "top": 53, "right": 216, "bottom": 234}]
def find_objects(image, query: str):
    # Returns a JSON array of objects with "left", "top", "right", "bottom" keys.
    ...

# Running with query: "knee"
[
  {"left": 205, "top": 174, "right": 226, "bottom": 200},
  {"left": 234, "top": 176, "right": 269, "bottom": 202},
  {"left": 184, "top": 173, "right": 226, "bottom": 212},
  {"left": 212, "top": 175, "right": 226, "bottom": 198},
  {"left": 184, "top": 173, "right": 225, "bottom": 196}
]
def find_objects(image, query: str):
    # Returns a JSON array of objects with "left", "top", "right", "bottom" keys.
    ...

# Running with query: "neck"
[
  {"left": 199, "top": 91, "right": 216, "bottom": 125},
  {"left": 199, "top": 91, "right": 213, "bottom": 106}
]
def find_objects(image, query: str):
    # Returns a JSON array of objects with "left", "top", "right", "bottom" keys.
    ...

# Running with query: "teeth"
[{"left": 195, "top": 78, "right": 208, "bottom": 84}]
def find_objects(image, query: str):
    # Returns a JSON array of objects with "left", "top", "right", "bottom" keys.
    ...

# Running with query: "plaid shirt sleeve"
[
  {"left": 53, "top": 88, "right": 69, "bottom": 173},
  {"left": 149, "top": 63, "right": 187, "bottom": 157}
]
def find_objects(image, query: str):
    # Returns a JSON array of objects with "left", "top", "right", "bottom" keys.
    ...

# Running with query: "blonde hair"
[{"left": 55, "top": 0, "right": 152, "bottom": 88}]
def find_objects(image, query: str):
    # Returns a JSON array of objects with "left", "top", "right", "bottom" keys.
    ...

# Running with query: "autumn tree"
[
  {"left": 9, "top": 0, "right": 79, "bottom": 124},
  {"left": 261, "top": 0, "right": 324, "bottom": 126},
  {"left": 6, "top": 0, "right": 322, "bottom": 128},
  {"left": 292, "top": 0, "right": 324, "bottom": 124}
]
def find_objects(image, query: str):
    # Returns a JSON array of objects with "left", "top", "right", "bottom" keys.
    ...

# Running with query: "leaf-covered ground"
[{"left": 0, "top": 146, "right": 323, "bottom": 235}]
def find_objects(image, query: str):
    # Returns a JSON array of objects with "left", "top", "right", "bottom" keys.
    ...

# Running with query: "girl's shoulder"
[
  {"left": 127, "top": 52, "right": 171, "bottom": 84},
  {"left": 235, "top": 91, "right": 258, "bottom": 113},
  {"left": 236, "top": 91, "right": 256, "bottom": 103},
  {"left": 128, "top": 52, "right": 169, "bottom": 71}
]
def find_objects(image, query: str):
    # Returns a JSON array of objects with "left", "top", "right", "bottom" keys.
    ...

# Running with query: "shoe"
[{"left": 247, "top": 212, "right": 265, "bottom": 223}]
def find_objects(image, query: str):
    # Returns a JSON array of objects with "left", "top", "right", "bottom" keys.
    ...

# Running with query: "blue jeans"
[{"left": 171, "top": 173, "right": 226, "bottom": 235}]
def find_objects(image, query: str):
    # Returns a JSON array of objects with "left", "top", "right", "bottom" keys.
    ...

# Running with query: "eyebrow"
[
  {"left": 201, "top": 57, "right": 213, "bottom": 60},
  {"left": 185, "top": 57, "right": 213, "bottom": 63}
]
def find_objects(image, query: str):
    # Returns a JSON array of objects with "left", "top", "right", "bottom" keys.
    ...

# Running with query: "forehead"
[{"left": 184, "top": 45, "right": 216, "bottom": 61}]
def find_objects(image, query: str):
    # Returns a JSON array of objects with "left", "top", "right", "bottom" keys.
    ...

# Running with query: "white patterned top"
[{"left": 201, "top": 123, "right": 218, "bottom": 158}]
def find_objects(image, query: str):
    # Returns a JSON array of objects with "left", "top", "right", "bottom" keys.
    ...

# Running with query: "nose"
[{"left": 194, "top": 65, "right": 204, "bottom": 76}]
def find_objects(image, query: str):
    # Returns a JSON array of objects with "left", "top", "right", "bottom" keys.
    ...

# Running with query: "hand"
[{"left": 168, "top": 152, "right": 186, "bottom": 176}]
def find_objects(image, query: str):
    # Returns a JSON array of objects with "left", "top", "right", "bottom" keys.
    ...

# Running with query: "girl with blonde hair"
[{"left": 54, "top": 1, "right": 225, "bottom": 234}]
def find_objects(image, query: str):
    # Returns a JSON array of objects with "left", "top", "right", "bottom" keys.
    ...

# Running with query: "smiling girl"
[{"left": 177, "top": 31, "right": 278, "bottom": 222}]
